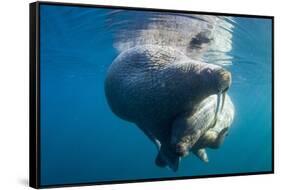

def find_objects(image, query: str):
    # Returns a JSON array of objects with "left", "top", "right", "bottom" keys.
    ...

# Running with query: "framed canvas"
[{"left": 29, "top": 1, "right": 274, "bottom": 188}]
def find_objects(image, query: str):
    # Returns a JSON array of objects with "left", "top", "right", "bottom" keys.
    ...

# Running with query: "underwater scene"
[{"left": 39, "top": 4, "right": 273, "bottom": 186}]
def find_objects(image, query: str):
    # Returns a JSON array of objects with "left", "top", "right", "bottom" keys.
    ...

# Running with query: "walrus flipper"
[
  {"left": 192, "top": 148, "right": 209, "bottom": 163},
  {"left": 212, "top": 127, "right": 229, "bottom": 148},
  {"left": 217, "top": 128, "right": 228, "bottom": 147},
  {"left": 155, "top": 152, "right": 167, "bottom": 168},
  {"left": 198, "top": 127, "right": 229, "bottom": 149},
  {"left": 157, "top": 144, "right": 180, "bottom": 172}
]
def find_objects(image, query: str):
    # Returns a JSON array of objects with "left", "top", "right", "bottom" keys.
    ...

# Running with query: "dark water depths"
[{"left": 39, "top": 4, "right": 272, "bottom": 186}]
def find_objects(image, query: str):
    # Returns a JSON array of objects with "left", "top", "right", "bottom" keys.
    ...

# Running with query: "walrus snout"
[
  {"left": 200, "top": 65, "right": 231, "bottom": 94},
  {"left": 216, "top": 68, "right": 231, "bottom": 93}
]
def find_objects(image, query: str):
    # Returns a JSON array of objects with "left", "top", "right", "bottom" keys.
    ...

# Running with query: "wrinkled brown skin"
[{"left": 105, "top": 45, "right": 231, "bottom": 171}]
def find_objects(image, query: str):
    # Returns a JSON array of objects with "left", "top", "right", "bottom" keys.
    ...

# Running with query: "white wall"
[{"left": 0, "top": 0, "right": 279, "bottom": 189}]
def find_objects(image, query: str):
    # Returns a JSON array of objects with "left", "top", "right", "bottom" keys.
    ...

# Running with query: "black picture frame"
[{"left": 29, "top": 1, "right": 274, "bottom": 188}]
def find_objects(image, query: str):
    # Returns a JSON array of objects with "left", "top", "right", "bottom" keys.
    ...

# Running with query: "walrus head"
[
  {"left": 169, "top": 61, "right": 232, "bottom": 121},
  {"left": 198, "top": 64, "right": 231, "bottom": 119},
  {"left": 211, "top": 68, "right": 231, "bottom": 124}
]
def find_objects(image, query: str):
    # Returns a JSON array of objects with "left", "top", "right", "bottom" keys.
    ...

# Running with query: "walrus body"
[
  {"left": 171, "top": 94, "right": 235, "bottom": 162},
  {"left": 105, "top": 45, "right": 231, "bottom": 171}
]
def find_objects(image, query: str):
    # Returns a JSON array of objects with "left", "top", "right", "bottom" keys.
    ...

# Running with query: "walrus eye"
[
  {"left": 189, "top": 31, "right": 213, "bottom": 49},
  {"left": 201, "top": 67, "right": 212, "bottom": 76},
  {"left": 206, "top": 68, "right": 212, "bottom": 74}
]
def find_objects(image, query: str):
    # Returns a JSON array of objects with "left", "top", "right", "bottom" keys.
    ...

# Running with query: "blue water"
[{"left": 39, "top": 4, "right": 272, "bottom": 186}]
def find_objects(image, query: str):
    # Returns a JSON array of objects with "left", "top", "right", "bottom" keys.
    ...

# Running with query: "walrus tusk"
[
  {"left": 214, "top": 93, "right": 221, "bottom": 122},
  {"left": 215, "top": 89, "right": 227, "bottom": 122},
  {"left": 193, "top": 148, "right": 209, "bottom": 163},
  {"left": 220, "top": 92, "right": 226, "bottom": 112}
]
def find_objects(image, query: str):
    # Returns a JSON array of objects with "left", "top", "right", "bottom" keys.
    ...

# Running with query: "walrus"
[
  {"left": 170, "top": 94, "right": 235, "bottom": 163},
  {"left": 105, "top": 44, "right": 231, "bottom": 171}
]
